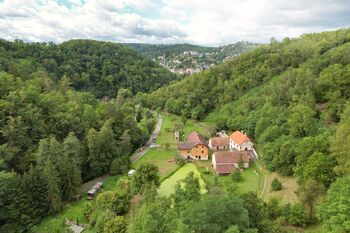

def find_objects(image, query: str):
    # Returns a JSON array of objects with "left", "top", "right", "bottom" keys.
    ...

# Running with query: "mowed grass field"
[
  {"left": 31, "top": 175, "right": 121, "bottom": 233},
  {"left": 133, "top": 113, "right": 212, "bottom": 178},
  {"left": 158, "top": 163, "right": 207, "bottom": 196}
]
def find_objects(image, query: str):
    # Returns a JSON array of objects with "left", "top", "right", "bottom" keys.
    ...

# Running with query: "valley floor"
[{"left": 32, "top": 112, "right": 300, "bottom": 232}]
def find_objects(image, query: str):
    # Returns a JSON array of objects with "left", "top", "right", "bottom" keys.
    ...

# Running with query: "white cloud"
[{"left": 0, "top": 0, "right": 349, "bottom": 45}]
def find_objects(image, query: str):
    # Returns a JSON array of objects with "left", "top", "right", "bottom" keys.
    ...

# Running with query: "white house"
[{"left": 229, "top": 131, "right": 254, "bottom": 151}]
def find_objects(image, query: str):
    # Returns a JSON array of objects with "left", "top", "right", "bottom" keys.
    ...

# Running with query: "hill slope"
[
  {"left": 139, "top": 28, "right": 350, "bottom": 185},
  {"left": 0, "top": 39, "right": 178, "bottom": 97}
]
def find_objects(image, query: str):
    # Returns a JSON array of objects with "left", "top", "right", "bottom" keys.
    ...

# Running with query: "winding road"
[{"left": 130, "top": 113, "right": 163, "bottom": 162}]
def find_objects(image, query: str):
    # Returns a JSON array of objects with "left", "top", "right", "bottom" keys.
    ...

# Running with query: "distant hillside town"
[{"left": 124, "top": 41, "right": 259, "bottom": 75}]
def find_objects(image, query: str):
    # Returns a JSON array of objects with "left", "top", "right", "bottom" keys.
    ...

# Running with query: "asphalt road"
[{"left": 130, "top": 113, "right": 163, "bottom": 162}]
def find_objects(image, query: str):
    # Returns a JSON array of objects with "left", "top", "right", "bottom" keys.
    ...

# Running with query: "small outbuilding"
[
  {"left": 209, "top": 136, "right": 230, "bottom": 151},
  {"left": 87, "top": 182, "right": 103, "bottom": 200},
  {"left": 174, "top": 130, "right": 180, "bottom": 141}
]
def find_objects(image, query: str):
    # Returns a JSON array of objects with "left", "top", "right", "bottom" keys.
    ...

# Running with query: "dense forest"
[
  {"left": 0, "top": 39, "right": 178, "bottom": 97},
  {"left": 136, "top": 29, "right": 350, "bottom": 232},
  {"left": 0, "top": 40, "right": 165, "bottom": 231}
]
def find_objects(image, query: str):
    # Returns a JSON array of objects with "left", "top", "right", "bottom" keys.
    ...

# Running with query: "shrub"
[
  {"left": 110, "top": 157, "right": 129, "bottom": 175},
  {"left": 175, "top": 155, "right": 188, "bottom": 166},
  {"left": 231, "top": 170, "right": 243, "bottom": 182},
  {"left": 285, "top": 204, "right": 307, "bottom": 226},
  {"left": 271, "top": 178, "right": 282, "bottom": 191}
]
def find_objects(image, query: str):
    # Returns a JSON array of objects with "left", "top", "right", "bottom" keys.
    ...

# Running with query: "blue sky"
[{"left": 1, "top": 0, "right": 350, "bottom": 46}]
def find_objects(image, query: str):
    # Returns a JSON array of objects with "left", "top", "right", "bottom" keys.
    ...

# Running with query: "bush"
[
  {"left": 271, "top": 178, "right": 282, "bottom": 191},
  {"left": 267, "top": 198, "right": 281, "bottom": 219},
  {"left": 175, "top": 155, "right": 188, "bottom": 166},
  {"left": 285, "top": 204, "right": 307, "bottom": 226},
  {"left": 231, "top": 170, "right": 243, "bottom": 182},
  {"left": 110, "top": 157, "right": 130, "bottom": 175}
]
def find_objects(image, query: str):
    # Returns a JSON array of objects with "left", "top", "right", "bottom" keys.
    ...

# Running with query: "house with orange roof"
[
  {"left": 229, "top": 130, "right": 254, "bottom": 151},
  {"left": 229, "top": 130, "right": 258, "bottom": 160},
  {"left": 177, "top": 131, "right": 208, "bottom": 160}
]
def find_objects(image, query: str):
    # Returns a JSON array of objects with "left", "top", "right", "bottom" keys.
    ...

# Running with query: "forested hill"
[
  {"left": 0, "top": 39, "right": 177, "bottom": 97},
  {"left": 138, "top": 28, "right": 350, "bottom": 186},
  {"left": 123, "top": 43, "right": 216, "bottom": 56}
]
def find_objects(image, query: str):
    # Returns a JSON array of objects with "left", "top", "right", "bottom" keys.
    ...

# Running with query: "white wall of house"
[{"left": 229, "top": 139, "right": 253, "bottom": 151}]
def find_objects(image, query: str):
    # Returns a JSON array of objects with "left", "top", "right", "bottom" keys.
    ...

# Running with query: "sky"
[{"left": 0, "top": 0, "right": 350, "bottom": 46}]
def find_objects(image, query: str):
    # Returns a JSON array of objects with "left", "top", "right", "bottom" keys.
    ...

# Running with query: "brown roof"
[
  {"left": 210, "top": 137, "right": 230, "bottom": 147},
  {"left": 177, "top": 142, "right": 195, "bottom": 150},
  {"left": 230, "top": 131, "right": 251, "bottom": 145},
  {"left": 187, "top": 131, "right": 208, "bottom": 147},
  {"left": 213, "top": 151, "right": 250, "bottom": 164},
  {"left": 177, "top": 131, "right": 208, "bottom": 150},
  {"left": 216, "top": 164, "right": 235, "bottom": 175}
]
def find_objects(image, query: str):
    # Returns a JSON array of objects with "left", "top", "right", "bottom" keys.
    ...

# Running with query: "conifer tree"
[
  {"left": 63, "top": 132, "right": 83, "bottom": 166},
  {"left": 61, "top": 156, "right": 82, "bottom": 201},
  {"left": 44, "top": 160, "right": 62, "bottom": 213}
]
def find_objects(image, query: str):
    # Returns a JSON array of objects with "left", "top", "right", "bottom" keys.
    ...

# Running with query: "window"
[
  {"left": 201, "top": 151, "right": 204, "bottom": 153},
  {"left": 196, "top": 146, "right": 198, "bottom": 149},
  {"left": 195, "top": 156, "right": 198, "bottom": 158},
  {"left": 187, "top": 150, "right": 190, "bottom": 153},
  {"left": 202, "top": 146, "right": 204, "bottom": 148}
]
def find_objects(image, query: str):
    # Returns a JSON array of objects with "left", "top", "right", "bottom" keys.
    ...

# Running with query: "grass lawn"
[
  {"left": 133, "top": 148, "right": 178, "bottom": 178},
  {"left": 158, "top": 163, "right": 207, "bottom": 196},
  {"left": 262, "top": 171, "right": 299, "bottom": 204},
  {"left": 31, "top": 175, "right": 121, "bottom": 233},
  {"left": 133, "top": 113, "right": 212, "bottom": 178}
]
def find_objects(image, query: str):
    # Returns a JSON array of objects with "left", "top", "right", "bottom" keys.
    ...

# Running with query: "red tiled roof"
[
  {"left": 177, "top": 142, "right": 195, "bottom": 150},
  {"left": 187, "top": 131, "right": 208, "bottom": 147},
  {"left": 210, "top": 137, "right": 230, "bottom": 147},
  {"left": 230, "top": 131, "right": 251, "bottom": 145},
  {"left": 216, "top": 164, "right": 235, "bottom": 175},
  {"left": 213, "top": 151, "right": 250, "bottom": 164}
]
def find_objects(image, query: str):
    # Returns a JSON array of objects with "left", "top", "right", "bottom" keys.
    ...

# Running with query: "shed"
[
  {"left": 174, "top": 130, "right": 180, "bottom": 141},
  {"left": 87, "top": 182, "right": 103, "bottom": 200}
]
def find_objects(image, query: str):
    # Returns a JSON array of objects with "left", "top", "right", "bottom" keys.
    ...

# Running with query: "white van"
[{"left": 128, "top": 169, "right": 136, "bottom": 176}]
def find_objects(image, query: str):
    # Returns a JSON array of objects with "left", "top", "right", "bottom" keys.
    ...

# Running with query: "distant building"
[
  {"left": 177, "top": 131, "right": 208, "bottom": 160},
  {"left": 212, "top": 151, "right": 250, "bottom": 175}
]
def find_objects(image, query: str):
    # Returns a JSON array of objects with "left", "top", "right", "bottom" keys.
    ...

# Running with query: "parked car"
[
  {"left": 150, "top": 144, "right": 158, "bottom": 149},
  {"left": 128, "top": 169, "right": 136, "bottom": 176}
]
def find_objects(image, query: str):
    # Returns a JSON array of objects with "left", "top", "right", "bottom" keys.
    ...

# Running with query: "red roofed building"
[
  {"left": 177, "top": 131, "right": 208, "bottom": 160},
  {"left": 212, "top": 151, "right": 250, "bottom": 175},
  {"left": 209, "top": 136, "right": 230, "bottom": 151},
  {"left": 229, "top": 131, "right": 254, "bottom": 152}
]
